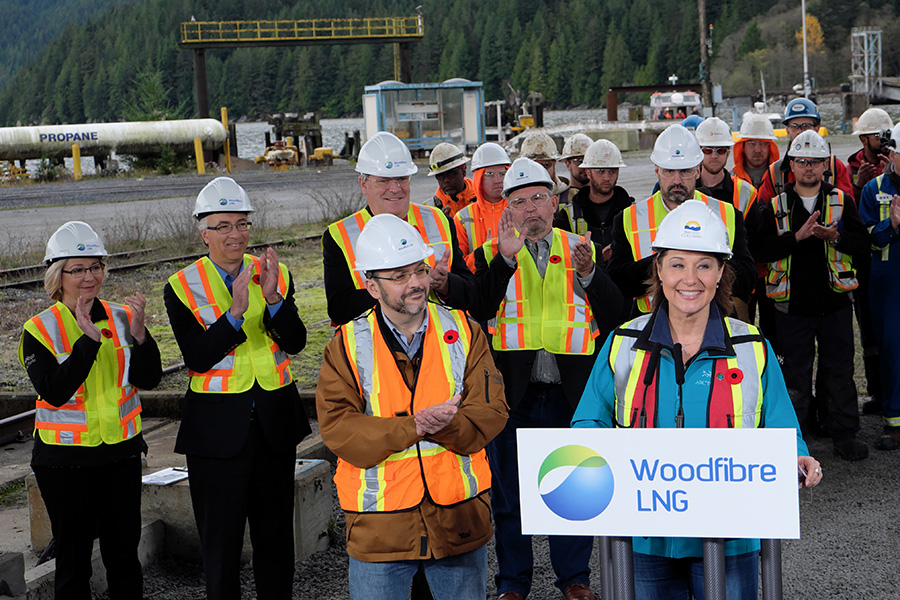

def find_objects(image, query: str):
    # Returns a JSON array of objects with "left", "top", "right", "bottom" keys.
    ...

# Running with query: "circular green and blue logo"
[{"left": 538, "top": 445, "right": 614, "bottom": 521}]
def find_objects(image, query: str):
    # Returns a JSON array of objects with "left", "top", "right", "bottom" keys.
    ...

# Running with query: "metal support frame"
[
  {"left": 760, "top": 539, "right": 783, "bottom": 600},
  {"left": 851, "top": 27, "right": 883, "bottom": 99},
  {"left": 702, "top": 539, "right": 726, "bottom": 600}
]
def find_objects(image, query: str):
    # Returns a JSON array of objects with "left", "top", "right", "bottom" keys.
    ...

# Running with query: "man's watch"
[{"left": 828, "top": 232, "right": 841, "bottom": 247}]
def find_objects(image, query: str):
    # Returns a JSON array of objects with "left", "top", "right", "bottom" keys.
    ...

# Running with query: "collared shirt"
[
  {"left": 212, "top": 260, "right": 283, "bottom": 331},
  {"left": 383, "top": 312, "right": 429, "bottom": 358}
]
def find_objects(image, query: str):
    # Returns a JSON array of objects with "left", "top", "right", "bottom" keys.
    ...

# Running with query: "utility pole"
[
  {"left": 801, "top": 0, "right": 811, "bottom": 97},
  {"left": 698, "top": 0, "right": 713, "bottom": 110}
]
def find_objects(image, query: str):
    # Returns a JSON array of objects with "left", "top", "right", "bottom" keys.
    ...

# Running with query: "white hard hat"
[
  {"left": 353, "top": 214, "right": 434, "bottom": 272},
  {"left": 471, "top": 142, "right": 511, "bottom": 170},
  {"left": 193, "top": 177, "right": 253, "bottom": 219},
  {"left": 695, "top": 117, "right": 734, "bottom": 147},
  {"left": 651, "top": 125, "right": 704, "bottom": 169},
  {"left": 356, "top": 132, "right": 418, "bottom": 177},
  {"left": 44, "top": 221, "right": 108, "bottom": 264},
  {"left": 427, "top": 142, "right": 468, "bottom": 176},
  {"left": 652, "top": 200, "right": 732, "bottom": 258},
  {"left": 891, "top": 124, "right": 900, "bottom": 152},
  {"left": 519, "top": 131, "right": 559, "bottom": 160},
  {"left": 787, "top": 130, "right": 830, "bottom": 159},
  {"left": 738, "top": 113, "right": 777, "bottom": 141},
  {"left": 560, "top": 133, "right": 593, "bottom": 160},
  {"left": 580, "top": 139, "right": 626, "bottom": 168},
  {"left": 852, "top": 108, "right": 893, "bottom": 135},
  {"left": 503, "top": 157, "right": 554, "bottom": 198}
]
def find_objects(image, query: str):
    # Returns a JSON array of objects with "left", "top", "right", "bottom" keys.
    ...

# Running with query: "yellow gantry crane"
[{"left": 179, "top": 16, "right": 425, "bottom": 118}]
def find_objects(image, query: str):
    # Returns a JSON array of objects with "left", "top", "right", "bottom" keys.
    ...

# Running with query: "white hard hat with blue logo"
[
  {"left": 193, "top": 177, "right": 254, "bottom": 218},
  {"left": 652, "top": 200, "right": 731, "bottom": 258}
]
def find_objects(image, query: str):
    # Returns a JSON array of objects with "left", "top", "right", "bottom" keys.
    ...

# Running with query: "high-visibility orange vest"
[
  {"left": 608, "top": 314, "right": 766, "bottom": 428},
  {"left": 732, "top": 176, "right": 758, "bottom": 215},
  {"left": 481, "top": 229, "right": 599, "bottom": 355},
  {"left": 433, "top": 177, "right": 478, "bottom": 217},
  {"left": 20, "top": 300, "right": 142, "bottom": 446},
  {"left": 328, "top": 204, "right": 454, "bottom": 289},
  {"left": 765, "top": 190, "right": 858, "bottom": 301},
  {"left": 622, "top": 191, "right": 737, "bottom": 313},
  {"left": 168, "top": 255, "right": 293, "bottom": 393},
  {"left": 455, "top": 198, "right": 507, "bottom": 270},
  {"left": 333, "top": 304, "right": 491, "bottom": 512}
]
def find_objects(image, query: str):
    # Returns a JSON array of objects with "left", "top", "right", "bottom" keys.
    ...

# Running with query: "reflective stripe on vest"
[
  {"left": 334, "top": 304, "right": 491, "bottom": 512},
  {"left": 609, "top": 316, "right": 765, "bottom": 428},
  {"left": 168, "top": 255, "right": 292, "bottom": 393},
  {"left": 328, "top": 204, "right": 454, "bottom": 290},
  {"left": 870, "top": 175, "right": 892, "bottom": 261},
  {"left": 623, "top": 192, "right": 736, "bottom": 313},
  {"left": 765, "top": 191, "right": 858, "bottom": 301},
  {"left": 482, "top": 229, "right": 599, "bottom": 355},
  {"left": 21, "top": 301, "right": 142, "bottom": 446},
  {"left": 733, "top": 177, "right": 757, "bottom": 215},
  {"left": 563, "top": 202, "right": 589, "bottom": 235}
]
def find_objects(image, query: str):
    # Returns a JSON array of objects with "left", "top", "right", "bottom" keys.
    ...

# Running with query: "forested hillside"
[{"left": 1, "top": 0, "right": 899, "bottom": 125}]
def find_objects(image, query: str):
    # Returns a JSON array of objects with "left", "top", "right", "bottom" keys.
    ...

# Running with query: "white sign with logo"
[{"left": 517, "top": 428, "right": 800, "bottom": 539}]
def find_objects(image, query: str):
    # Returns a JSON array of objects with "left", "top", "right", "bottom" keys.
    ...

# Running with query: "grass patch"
[{"left": 0, "top": 481, "right": 26, "bottom": 510}]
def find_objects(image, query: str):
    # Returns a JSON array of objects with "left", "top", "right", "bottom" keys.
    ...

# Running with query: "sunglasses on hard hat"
[{"left": 701, "top": 147, "right": 729, "bottom": 156}]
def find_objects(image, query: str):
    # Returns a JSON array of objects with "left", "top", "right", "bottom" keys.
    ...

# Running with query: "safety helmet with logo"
[
  {"left": 502, "top": 157, "right": 554, "bottom": 198},
  {"left": 44, "top": 221, "right": 109, "bottom": 264},
  {"left": 353, "top": 214, "right": 434, "bottom": 272},
  {"left": 560, "top": 133, "right": 593, "bottom": 160},
  {"left": 652, "top": 199, "right": 732, "bottom": 258},
  {"left": 738, "top": 113, "right": 777, "bottom": 141},
  {"left": 193, "top": 177, "right": 254, "bottom": 219},
  {"left": 852, "top": 108, "right": 894, "bottom": 135},
  {"left": 787, "top": 130, "right": 830, "bottom": 158},
  {"left": 783, "top": 98, "right": 821, "bottom": 124},
  {"left": 356, "top": 132, "right": 418, "bottom": 177},
  {"left": 427, "top": 142, "right": 469, "bottom": 176},
  {"left": 650, "top": 124, "right": 704, "bottom": 169},
  {"left": 470, "top": 142, "right": 511, "bottom": 171},
  {"left": 580, "top": 139, "right": 626, "bottom": 168},
  {"left": 519, "top": 131, "right": 560, "bottom": 160},
  {"left": 695, "top": 117, "right": 734, "bottom": 147},
  {"left": 681, "top": 115, "right": 704, "bottom": 132}
]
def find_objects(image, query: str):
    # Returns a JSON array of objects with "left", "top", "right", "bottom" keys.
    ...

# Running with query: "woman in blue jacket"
[{"left": 572, "top": 200, "right": 821, "bottom": 599}]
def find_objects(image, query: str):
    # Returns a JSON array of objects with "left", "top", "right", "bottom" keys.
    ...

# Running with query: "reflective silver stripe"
[
  {"left": 458, "top": 453, "right": 478, "bottom": 494},
  {"left": 414, "top": 206, "right": 448, "bottom": 263},
  {"left": 457, "top": 205, "right": 477, "bottom": 250},
  {"left": 632, "top": 202, "right": 655, "bottom": 260},
  {"left": 211, "top": 354, "right": 235, "bottom": 370},
  {"left": 611, "top": 316, "right": 651, "bottom": 424},
  {"left": 726, "top": 320, "right": 764, "bottom": 428},
  {"left": 361, "top": 465, "right": 381, "bottom": 512},
  {"left": 36, "top": 407, "right": 87, "bottom": 426},
  {"left": 118, "top": 388, "right": 140, "bottom": 420},
  {"left": 34, "top": 311, "right": 69, "bottom": 362},
  {"left": 349, "top": 317, "right": 376, "bottom": 416},
  {"left": 180, "top": 263, "right": 215, "bottom": 325},
  {"left": 107, "top": 304, "right": 134, "bottom": 387},
  {"left": 419, "top": 440, "right": 441, "bottom": 451},
  {"left": 561, "top": 231, "right": 598, "bottom": 346},
  {"left": 204, "top": 377, "right": 225, "bottom": 392},
  {"left": 126, "top": 420, "right": 136, "bottom": 438},
  {"left": 59, "top": 431, "right": 74, "bottom": 444},
  {"left": 735, "top": 179, "right": 755, "bottom": 214},
  {"left": 337, "top": 215, "right": 366, "bottom": 281},
  {"left": 433, "top": 306, "right": 468, "bottom": 391}
]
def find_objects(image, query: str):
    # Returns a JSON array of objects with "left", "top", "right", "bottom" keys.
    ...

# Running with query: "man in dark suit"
[
  {"left": 471, "top": 158, "right": 625, "bottom": 600},
  {"left": 164, "top": 177, "right": 310, "bottom": 600}
]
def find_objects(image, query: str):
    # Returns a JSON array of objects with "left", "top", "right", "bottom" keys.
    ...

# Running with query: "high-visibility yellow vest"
[
  {"left": 622, "top": 191, "right": 737, "bottom": 313},
  {"left": 481, "top": 228, "right": 599, "bottom": 355},
  {"left": 328, "top": 204, "right": 454, "bottom": 289},
  {"left": 333, "top": 304, "right": 491, "bottom": 513},
  {"left": 608, "top": 314, "right": 766, "bottom": 428},
  {"left": 732, "top": 176, "right": 758, "bottom": 215},
  {"left": 168, "top": 255, "right": 293, "bottom": 393},
  {"left": 765, "top": 190, "right": 858, "bottom": 301},
  {"left": 20, "top": 301, "right": 142, "bottom": 446},
  {"left": 869, "top": 174, "right": 894, "bottom": 261}
]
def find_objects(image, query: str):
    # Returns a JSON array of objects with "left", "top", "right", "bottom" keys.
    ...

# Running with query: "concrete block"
[
  {"left": 24, "top": 475, "right": 50, "bottom": 555},
  {"left": 584, "top": 129, "right": 640, "bottom": 152},
  {"left": 0, "top": 552, "right": 26, "bottom": 597},
  {"left": 297, "top": 434, "right": 334, "bottom": 462},
  {"left": 293, "top": 459, "right": 332, "bottom": 561},
  {"left": 23, "top": 559, "right": 54, "bottom": 600}
]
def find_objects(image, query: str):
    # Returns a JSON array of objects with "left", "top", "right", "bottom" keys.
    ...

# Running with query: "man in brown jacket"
[{"left": 316, "top": 214, "right": 508, "bottom": 600}]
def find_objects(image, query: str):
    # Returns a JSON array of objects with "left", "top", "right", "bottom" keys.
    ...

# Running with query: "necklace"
[{"left": 678, "top": 339, "right": 703, "bottom": 347}]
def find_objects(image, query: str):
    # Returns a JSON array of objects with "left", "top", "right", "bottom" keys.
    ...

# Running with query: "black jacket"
[
  {"left": 165, "top": 268, "right": 311, "bottom": 458},
  {"left": 322, "top": 205, "right": 477, "bottom": 325},
  {"left": 553, "top": 185, "right": 635, "bottom": 260},
  {"left": 470, "top": 233, "right": 625, "bottom": 411},
  {"left": 748, "top": 182, "right": 870, "bottom": 317}
]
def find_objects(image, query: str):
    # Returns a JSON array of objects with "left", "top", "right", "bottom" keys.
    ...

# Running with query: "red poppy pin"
[
  {"left": 101, "top": 329, "right": 113, "bottom": 339},
  {"left": 549, "top": 255, "right": 562, "bottom": 264},
  {"left": 725, "top": 368, "right": 743, "bottom": 384},
  {"left": 444, "top": 331, "right": 459, "bottom": 344},
  {"left": 252, "top": 274, "right": 261, "bottom": 285}
]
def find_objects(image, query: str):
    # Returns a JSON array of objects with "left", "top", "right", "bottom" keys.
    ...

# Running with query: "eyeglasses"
[
  {"left": 367, "top": 176, "right": 410, "bottom": 187},
  {"left": 207, "top": 221, "right": 252, "bottom": 234},
  {"left": 508, "top": 192, "right": 552, "bottom": 210},
  {"left": 659, "top": 168, "right": 697, "bottom": 180},
  {"left": 370, "top": 265, "right": 431, "bottom": 285},
  {"left": 565, "top": 158, "right": 583, "bottom": 165},
  {"left": 62, "top": 264, "right": 104, "bottom": 279},
  {"left": 790, "top": 158, "right": 827, "bottom": 167},
  {"left": 787, "top": 123, "right": 818, "bottom": 132},
  {"left": 482, "top": 169, "right": 508, "bottom": 179},
  {"left": 701, "top": 147, "right": 729, "bottom": 156},
  {"left": 588, "top": 168, "right": 620, "bottom": 176}
]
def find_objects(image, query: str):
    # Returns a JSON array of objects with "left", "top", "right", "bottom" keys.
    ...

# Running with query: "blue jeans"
[
  {"left": 348, "top": 546, "right": 487, "bottom": 600},
  {"left": 487, "top": 384, "right": 593, "bottom": 597},
  {"left": 633, "top": 550, "right": 759, "bottom": 600}
]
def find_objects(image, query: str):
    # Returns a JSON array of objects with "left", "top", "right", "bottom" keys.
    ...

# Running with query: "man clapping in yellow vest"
[{"left": 317, "top": 214, "right": 508, "bottom": 599}]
